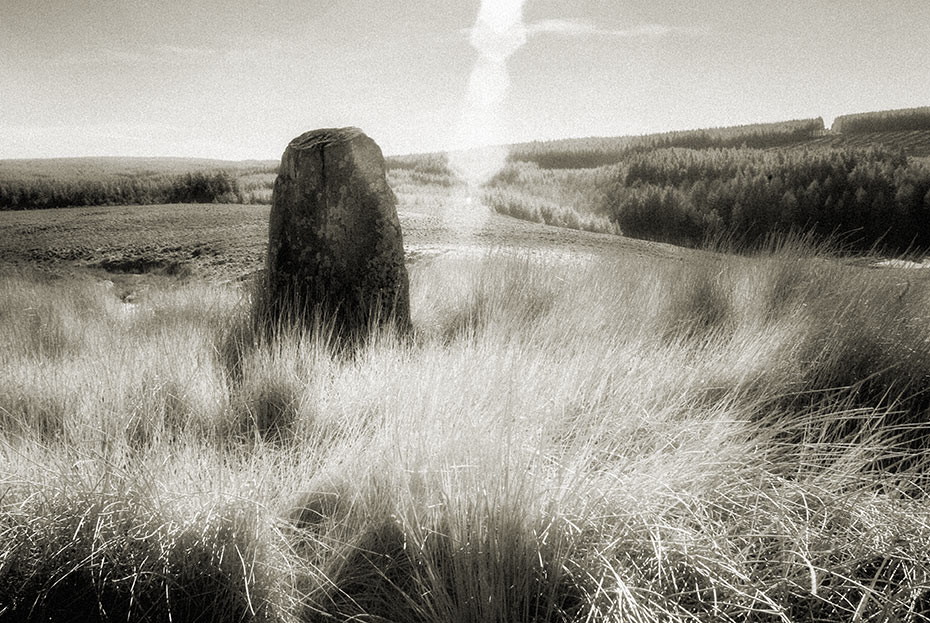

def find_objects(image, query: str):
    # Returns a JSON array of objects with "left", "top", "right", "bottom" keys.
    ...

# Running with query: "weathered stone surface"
[{"left": 265, "top": 127, "right": 410, "bottom": 335}]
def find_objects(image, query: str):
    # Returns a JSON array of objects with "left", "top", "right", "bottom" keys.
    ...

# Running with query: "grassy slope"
[
  {"left": 0, "top": 156, "right": 278, "bottom": 181},
  {"left": 2, "top": 238, "right": 930, "bottom": 622},
  {"left": 484, "top": 132, "right": 930, "bottom": 248},
  {"left": 0, "top": 157, "right": 279, "bottom": 209}
]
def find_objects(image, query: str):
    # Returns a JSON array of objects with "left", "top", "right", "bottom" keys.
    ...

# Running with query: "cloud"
[
  {"left": 52, "top": 48, "right": 161, "bottom": 66},
  {"left": 53, "top": 40, "right": 282, "bottom": 67},
  {"left": 526, "top": 19, "right": 705, "bottom": 39},
  {"left": 455, "top": 18, "right": 706, "bottom": 47}
]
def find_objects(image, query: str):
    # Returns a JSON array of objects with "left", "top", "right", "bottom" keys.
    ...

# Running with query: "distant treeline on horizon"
[
  {"left": 506, "top": 105, "right": 930, "bottom": 169},
  {"left": 832, "top": 106, "right": 930, "bottom": 134}
]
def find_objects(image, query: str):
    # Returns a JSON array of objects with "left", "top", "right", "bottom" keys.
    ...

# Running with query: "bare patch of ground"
[{"left": 0, "top": 204, "right": 267, "bottom": 281}]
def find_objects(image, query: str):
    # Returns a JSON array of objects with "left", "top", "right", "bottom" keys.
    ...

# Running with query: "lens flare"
[
  {"left": 471, "top": 0, "right": 528, "bottom": 63},
  {"left": 448, "top": 0, "right": 528, "bottom": 236}
]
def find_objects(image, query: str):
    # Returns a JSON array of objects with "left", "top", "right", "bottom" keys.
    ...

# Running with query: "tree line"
[
  {"left": 507, "top": 119, "right": 825, "bottom": 169},
  {"left": 832, "top": 106, "right": 930, "bottom": 134},
  {"left": 602, "top": 146, "right": 930, "bottom": 252}
]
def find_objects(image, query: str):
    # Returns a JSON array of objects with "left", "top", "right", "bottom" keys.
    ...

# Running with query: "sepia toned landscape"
[
  {"left": 4, "top": 0, "right": 930, "bottom": 621},
  {"left": 3, "top": 111, "right": 930, "bottom": 621}
]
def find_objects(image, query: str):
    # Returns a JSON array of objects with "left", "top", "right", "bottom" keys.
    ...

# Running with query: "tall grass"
[{"left": 2, "top": 242, "right": 930, "bottom": 622}]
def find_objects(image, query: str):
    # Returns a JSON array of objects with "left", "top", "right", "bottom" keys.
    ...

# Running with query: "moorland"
[{"left": 2, "top": 106, "right": 930, "bottom": 622}]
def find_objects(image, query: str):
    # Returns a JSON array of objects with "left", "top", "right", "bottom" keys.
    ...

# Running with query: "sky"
[{"left": 1, "top": 0, "right": 928, "bottom": 160}]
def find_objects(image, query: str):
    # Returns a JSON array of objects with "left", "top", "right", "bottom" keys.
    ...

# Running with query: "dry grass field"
[{"left": 3, "top": 159, "right": 930, "bottom": 622}]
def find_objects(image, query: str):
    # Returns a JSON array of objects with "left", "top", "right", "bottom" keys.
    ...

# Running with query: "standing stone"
[{"left": 265, "top": 127, "right": 410, "bottom": 336}]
